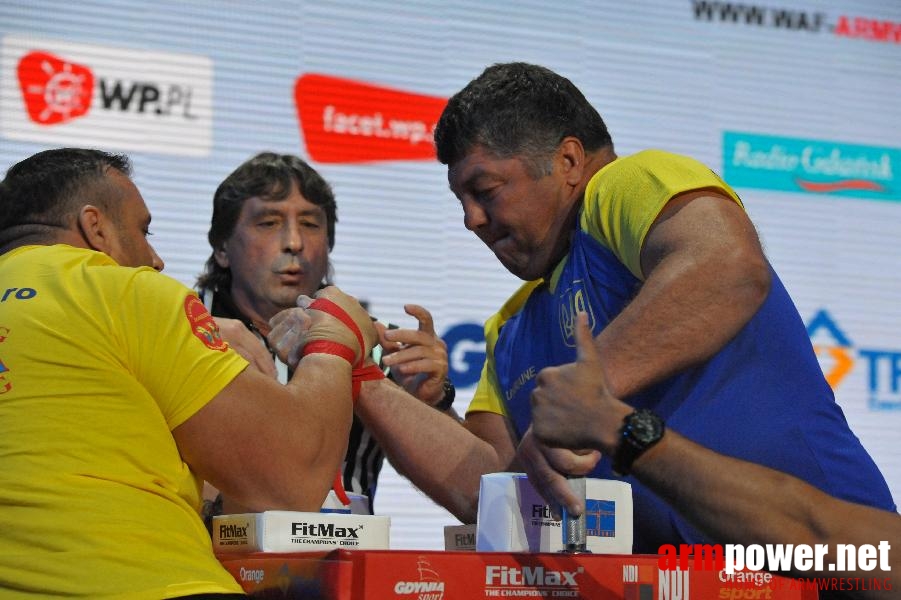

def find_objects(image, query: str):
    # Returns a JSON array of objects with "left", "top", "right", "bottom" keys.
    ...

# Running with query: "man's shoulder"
[
  {"left": 585, "top": 149, "right": 726, "bottom": 209},
  {"left": 485, "top": 280, "right": 543, "bottom": 338},
  {"left": 597, "top": 149, "right": 702, "bottom": 178}
]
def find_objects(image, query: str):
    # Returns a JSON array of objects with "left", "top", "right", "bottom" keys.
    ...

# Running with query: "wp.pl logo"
[
  {"left": 17, "top": 50, "right": 94, "bottom": 125},
  {"left": 1, "top": 35, "right": 213, "bottom": 156}
]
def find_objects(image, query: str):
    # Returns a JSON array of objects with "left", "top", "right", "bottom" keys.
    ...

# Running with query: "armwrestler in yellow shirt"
[{"left": 0, "top": 148, "right": 374, "bottom": 598}]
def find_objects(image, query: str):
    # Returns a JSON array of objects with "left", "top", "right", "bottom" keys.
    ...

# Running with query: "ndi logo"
[
  {"left": 723, "top": 132, "right": 899, "bottom": 202},
  {"left": 658, "top": 568, "right": 690, "bottom": 600}
]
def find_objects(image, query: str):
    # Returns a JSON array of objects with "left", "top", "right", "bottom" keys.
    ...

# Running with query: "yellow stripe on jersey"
[{"left": 581, "top": 149, "right": 743, "bottom": 280}]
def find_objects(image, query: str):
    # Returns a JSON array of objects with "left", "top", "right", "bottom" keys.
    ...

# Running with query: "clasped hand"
[{"left": 267, "top": 285, "right": 378, "bottom": 369}]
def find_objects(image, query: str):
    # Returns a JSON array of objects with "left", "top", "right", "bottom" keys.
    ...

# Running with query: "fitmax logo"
[
  {"left": 218, "top": 524, "right": 248, "bottom": 539},
  {"left": 807, "top": 309, "right": 901, "bottom": 410},
  {"left": 485, "top": 565, "right": 582, "bottom": 586},
  {"left": 291, "top": 522, "right": 362, "bottom": 538}
]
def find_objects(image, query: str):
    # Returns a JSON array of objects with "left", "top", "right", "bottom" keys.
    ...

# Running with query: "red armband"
[{"left": 301, "top": 340, "right": 356, "bottom": 365}]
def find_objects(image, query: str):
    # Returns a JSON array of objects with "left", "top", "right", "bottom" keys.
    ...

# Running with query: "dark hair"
[
  {"left": 196, "top": 152, "right": 337, "bottom": 291},
  {"left": 434, "top": 62, "right": 613, "bottom": 177},
  {"left": 0, "top": 147, "right": 131, "bottom": 236}
]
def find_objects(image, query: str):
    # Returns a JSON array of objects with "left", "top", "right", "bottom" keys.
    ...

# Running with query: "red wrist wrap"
[{"left": 301, "top": 340, "right": 356, "bottom": 365}]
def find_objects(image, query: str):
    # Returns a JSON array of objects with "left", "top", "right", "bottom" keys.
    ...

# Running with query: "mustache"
[{"left": 272, "top": 255, "right": 311, "bottom": 273}]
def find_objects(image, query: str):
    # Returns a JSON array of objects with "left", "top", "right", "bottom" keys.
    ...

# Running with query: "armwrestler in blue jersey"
[{"left": 289, "top": 62, "right": 894, "bottom": 555}]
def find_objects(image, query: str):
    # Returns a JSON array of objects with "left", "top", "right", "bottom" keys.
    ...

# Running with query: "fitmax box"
[
  {"left": 476, "top": 473, "right": 633, "bottom": 554},
  {"left": 444, "top": 524, "right": 477, "bottom": 551},
  {"left": 213, "top": 511, "right": 390, "bottom": 553}
]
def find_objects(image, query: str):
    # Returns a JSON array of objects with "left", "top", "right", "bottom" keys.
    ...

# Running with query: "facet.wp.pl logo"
[
  {"left": 807, "top": 309, "right": 901, "bottom": 410},
  {"left": 723, "top": 132, "right": 899, "bottom": 202}
]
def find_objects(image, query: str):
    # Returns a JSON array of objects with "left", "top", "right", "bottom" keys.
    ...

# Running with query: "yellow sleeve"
[
  {"left": 581, "top": 150, "right": 744, "bottom": 280},
  {"left": 466, "top": 280, "right": 542, "bottom": 417},
  {"left": 119, "top": 271, "right": 249, "bottom": 429}
]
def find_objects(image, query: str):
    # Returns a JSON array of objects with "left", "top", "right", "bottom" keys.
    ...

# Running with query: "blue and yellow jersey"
[
  {"left": 467, "top": 150, "right": 895, "bottom": 553},
  {"left": 469, "top": 150, "right": 741, "bottom": 416}
]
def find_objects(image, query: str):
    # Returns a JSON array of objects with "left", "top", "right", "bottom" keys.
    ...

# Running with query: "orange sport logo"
[{"left": 184, "top": 295, "right": 228, "bottom": 352}]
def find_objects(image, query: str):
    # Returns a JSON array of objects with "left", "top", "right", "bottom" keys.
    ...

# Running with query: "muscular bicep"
[
  {"left": 596, "top": 190, "right": 771, "bottom": 397},
  {"left": 639, "top": 189, "right": 767, "bottom": 281}
]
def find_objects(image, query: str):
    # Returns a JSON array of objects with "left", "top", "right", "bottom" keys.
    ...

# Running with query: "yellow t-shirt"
[
  {"left": 467, "top": 150, "right": 742, "bottom": 416},
  {"left": 0, "top": 245, "right": 249, "bottom": 598}
]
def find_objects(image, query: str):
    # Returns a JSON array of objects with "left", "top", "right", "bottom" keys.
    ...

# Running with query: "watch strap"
[
  {"left": 612, "top": 408, "right": 664, "bottom": 476},
  {"left": 434, "top": 377, "right": 455, "bottom": 411}
]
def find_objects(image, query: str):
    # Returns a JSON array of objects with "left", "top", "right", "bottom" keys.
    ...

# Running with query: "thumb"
[{"left": 574, "top": 311, "right": 599, "bottom": 363}]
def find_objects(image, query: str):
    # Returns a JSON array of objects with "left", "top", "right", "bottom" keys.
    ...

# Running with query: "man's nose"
[
  {"left": 462, "top": 198, "right": 488, "bottom": 232},
  {"left": 284, "top": 223, "right": 303, "bottom": 253},
  {"left": 150, "top": 246, "right": 165, "bottom": 272}
]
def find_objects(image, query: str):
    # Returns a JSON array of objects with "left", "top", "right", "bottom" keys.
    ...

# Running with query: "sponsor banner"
[
  {"left": 691, "top": 1, "right": 901, "bottom": 44},
  {"left": 217, "top": 549, "right": 820, "bottom": 599},
  {"left": 213, "top": 511, "right": 390, "bottom": 553},
  {"left": 807, "top": 309, "right": 901, "bottom": 411},
  {"left": 0, "top": 35, "right": 212, "bottom": 156},
  {"left": 294, "top": 73, "right": 446, "bottom": 164},
  {"left": 443, "top": 321, "right": 486, "bottom": 389},
  {"left": 723, "top": 132, "right": 900, "bottom": 202}
]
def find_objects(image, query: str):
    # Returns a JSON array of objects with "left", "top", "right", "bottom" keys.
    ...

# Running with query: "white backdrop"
[{"left": 2, "top": 0, "right": 899, "bottom": 550}]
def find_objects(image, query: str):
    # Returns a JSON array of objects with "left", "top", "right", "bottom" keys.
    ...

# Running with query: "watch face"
[{"left": 628, "top": 411, "right": 664, "bottom": 445}]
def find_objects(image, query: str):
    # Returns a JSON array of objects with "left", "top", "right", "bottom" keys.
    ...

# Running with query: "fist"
[{"left": 268, "top": 286, "right": 377, "bottom": 368}]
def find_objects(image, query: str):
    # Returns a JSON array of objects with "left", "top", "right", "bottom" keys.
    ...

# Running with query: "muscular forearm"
[
  {"left": 633, "top": 432, "right": 901, "bottom": 585},
  {"left": 177, "top": 355, "right": 353, "bottom": 514},
  {"left": 356, "top": 377, "right": 513, "bottom": 522}
]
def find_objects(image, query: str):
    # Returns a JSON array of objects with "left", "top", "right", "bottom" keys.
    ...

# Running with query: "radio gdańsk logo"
[
  {"left": 723, "top": 132, "right": 899, "bottom": 203},
  {"left": 1, "top": 35, "right": 212, "bottom": 156},
  {"left": 807, "top": 309, "right": 901, "bottom": 411},
  {"left": 393, "top": 556, "right": 445, "bottom": 599}
]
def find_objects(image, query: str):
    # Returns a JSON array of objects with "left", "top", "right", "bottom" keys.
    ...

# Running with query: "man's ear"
[
  {"left": 213, "top": 243, "right": 229, "bottom": 268},
  {"left": 557, "top": 137, "right": 586, "bottom": 186},
  {"left": 76, "top": 205, "right": 112, "bottom": 253}
]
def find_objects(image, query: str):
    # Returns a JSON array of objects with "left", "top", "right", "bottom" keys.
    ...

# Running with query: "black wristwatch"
[
  {"left": 434, "top": 377, "right": 455, "bottom": 411},
  {"left": 612, "top": 409, "right": 665, "bottom": 476}
]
